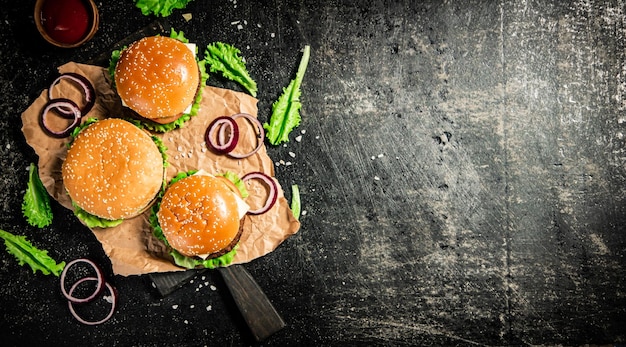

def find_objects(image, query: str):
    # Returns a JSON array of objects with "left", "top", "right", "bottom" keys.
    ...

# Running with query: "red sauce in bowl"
[{"left": 40, "top": 0, "right": 90, "bottom": 45}]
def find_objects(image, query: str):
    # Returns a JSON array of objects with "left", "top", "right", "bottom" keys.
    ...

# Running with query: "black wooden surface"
[{"left": 1, "top": 1, "right": 625, "bottom": 346}]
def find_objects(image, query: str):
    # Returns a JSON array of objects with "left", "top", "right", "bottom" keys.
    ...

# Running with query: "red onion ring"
[
  {"left": 40, "top": 98, "right": 82, "bottom": 138},
  {"left": 205, "top": 116, "right": 239, "bottom": 154},
  {"left": 204, "top": 113, "right": 265, "bottom": 159},
  {"left": 48, "top": 72, "right": 96, "bottom": 118},
  {"left": 227, "top": 113, "right": 265, "bottom": 159},
  {"left": 242, "top": 172, "right": 278, "bottom": 215},
  {"left": 67, "top": 277, "right": 117, "bottom": 326},
  {"left": 60, "top": 258, "right": 104, "bottom": 303}
]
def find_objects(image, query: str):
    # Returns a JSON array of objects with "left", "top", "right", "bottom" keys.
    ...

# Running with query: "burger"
[
  {"left": 150, "top": 170, "right": 250, "bottom": 269},
  {"left": 62, "top": 118, "right": 167, "bottom": 228},
  {"left": 110, "top": 33, "right": 207, "bottom": 132}
]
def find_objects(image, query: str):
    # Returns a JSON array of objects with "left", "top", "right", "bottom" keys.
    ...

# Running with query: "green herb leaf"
[
  {"left": 204, "top": 42, "right": 257, "bottom": 97},
  {"left": 290, "top": 184, "right": 301, "bottom": 220},
  {"left": 22, "top": 163, "right": 53, "bottom": 228},
  {"left": 264, "top": 45, "right": 311, "bottom": 145},
  {"left": 0, "top": 229, "right": 65, "bottom": 276},
  {"left": 135, "top": 0, "right": 194, "bottom": 17}
]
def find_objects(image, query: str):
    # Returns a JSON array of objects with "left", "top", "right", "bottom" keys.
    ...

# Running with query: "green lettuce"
[
  {"left": 0, "top": 229, "right": 65, "bottom": 276},
  {"left": 22, "top": 163, "right": 53, "bottom": 228},
  {"left": 204, "top": 42, "right": 257, "bottom": 97},
  {"left": 264, "top": 45, "right": 310, "bottom": 145},
  {"left": 72, "top": 202, "right": 124, "bottom": 228},
  {"left": 290, "top": 184, "right": 301, "bottom": 220},
  {"left": 149, "top": 171, "right": 246, "bottom": 269},
  {"left": 135, "top": 0, "right": 194, "bottom": 17},
  {"left": 218, "top": 171, "right": 249, "bottom": 198}
]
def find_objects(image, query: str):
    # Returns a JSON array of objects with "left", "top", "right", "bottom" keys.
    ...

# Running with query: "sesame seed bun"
[
  {"left": 62, "top": 118, "right": 165, "bottom": 220},
  {"left": 156, "top": 174, "right": 245, "bottom": 258},
  {"left": 114, "top": 36, "right": 200, "bottom": 123}
]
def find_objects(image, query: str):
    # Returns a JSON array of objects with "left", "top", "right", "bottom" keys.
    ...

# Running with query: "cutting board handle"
[{"left": 218, "top": 265, "right": 286, "bottom": 341}]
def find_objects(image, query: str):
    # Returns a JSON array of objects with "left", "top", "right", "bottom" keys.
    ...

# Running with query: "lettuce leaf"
[
  {"left": 72, "top": 201, "right": 124, "bottom": 228},
  {"left": 290, "top": 184, "right": 301, "bottom": 220},
  {"left": 0, "top": 229, "right": 65, "bottom": 276},
  {"left": 149, "top": 170, "right": 245, "bottom": 269},
  {"left": 218, "top": 171, "right": 249, "bottom": 198},
  {"left": 263, "top": 45, "right": 310, "bottom": 145},
  {"left": 204, "top": 42, "right": 257, "bottom": 97},
  {"left": 169, "top": 28, "right": 188, "bottom": 43},
  {"left": 135, "top": 0, "right": 194, "bottom": 17},
  {"left": 22, "top": 163, "right": 53, "bottom": 228}
]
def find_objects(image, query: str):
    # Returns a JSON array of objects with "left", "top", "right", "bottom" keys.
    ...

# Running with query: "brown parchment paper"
[{"left": 20, "top": 62, "right": 300, "bottom": 276}]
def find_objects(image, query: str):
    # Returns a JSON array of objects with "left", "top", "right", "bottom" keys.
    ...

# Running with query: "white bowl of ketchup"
[{"left": 34, "top": 0, "right": 99, "bottom": 48}]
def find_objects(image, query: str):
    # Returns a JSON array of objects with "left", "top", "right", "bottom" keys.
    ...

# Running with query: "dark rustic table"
[{"left": 1, "top": 1, "right": 625, "bottom": 346}]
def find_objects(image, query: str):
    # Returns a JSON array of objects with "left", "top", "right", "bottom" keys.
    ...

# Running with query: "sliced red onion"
[
  {"left": 48, "top": 72, "right": 96, "bottom": 118},
  {"left": 40, "top": 98, "right": 82, "bottom": 138},
  {"left": 205, "top": 116, "right": 239, "bottom": 154},
  {"left": 242, "top": 172, "right": 278, "bottom": 215},
  {"left": 227, "top": 113, "right": 265, "bottom": 159},
  {"left": 67, "top": 277, "right": 117, "bottom": 326},
  {"left": 60, "top": 258, "right": 104, "bottom": 303}
]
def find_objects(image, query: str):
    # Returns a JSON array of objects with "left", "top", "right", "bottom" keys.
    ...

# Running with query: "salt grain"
[
  {"left": 206, "top": 305, "right": 212, "bottom": 311},
  {"left": 172, "top": 305, "right": 179, "bottom": 309},
  {"left": 295, "top": 135, "right": 302, "bottom": 142},
  {"left": 288, "top": 152, "right": 296, "bottom": 158},
  {"left": 210, "top": 285, "right": 217, "bottom": 291}
]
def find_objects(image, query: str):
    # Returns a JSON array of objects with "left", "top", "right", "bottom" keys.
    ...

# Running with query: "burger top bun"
[
  {"left": 62, "top": 118, "right": 165, "bottom": 220},
  {"left": 114, "top": 36, "right": 200, "bottom": 122},
  {"left": 157, "top": 174, "right": 248, "bottom": 258}
]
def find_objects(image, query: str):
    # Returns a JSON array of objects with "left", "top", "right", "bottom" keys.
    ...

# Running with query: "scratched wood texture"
[{"left": 0, "top": 0, "right": 624, "bottom": 346}]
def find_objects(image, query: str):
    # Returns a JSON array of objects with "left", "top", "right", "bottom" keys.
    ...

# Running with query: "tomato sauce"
[{"left": 40, "top": 0, "right": 90, "bottom": 44}]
